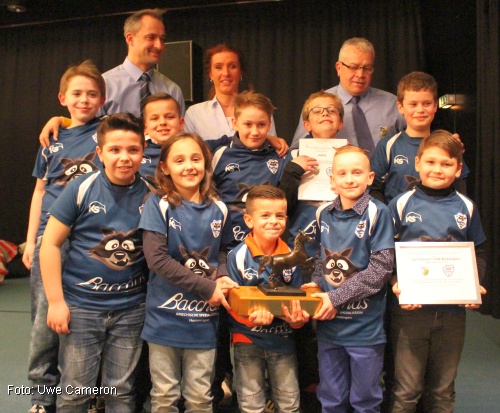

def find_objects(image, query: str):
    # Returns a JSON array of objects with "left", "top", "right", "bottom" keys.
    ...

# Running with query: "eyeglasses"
[
  {"left": 339, "top": 61, "right": 375, "bottom": 73},
  {"left": 308, "top": 106, "right": 341, "bottom": 117}
]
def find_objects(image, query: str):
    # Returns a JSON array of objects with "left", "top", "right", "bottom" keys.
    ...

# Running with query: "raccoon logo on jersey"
[
  {"left": 179, "top": 246, "right": 216, "bottom": 280},
  {"left": 267, "top": 159, "right": 279, "bottom": 174},
  {"left": 169, "top": 217, "right": 182, "bottom": 231},
  {"left": 211, "top": 220, "right": 222, "bottom": 238},
  {"left": 405, "top": 212, "right": 422, "bottom": 223},
  {"left": 225, "top": 163, "right": 240, "bottom": 172},
  {"left": 89, "top": 201, "right": 106, "bottom": 214},
  {"left": 322, "top": 247, "right": 360, "bottom": 287},
  {"left": 355, "top": 220, "right": 367, "bottom": 238},
  {"left": 89, "top": 228, "right": 142, "bottom": 270},
  {"left": 55, "top": 152, "right": 99, "bottom": 186},
  {"left": 455, "top": 213, "right": 467, "bottom": 229},
  {"left": 394, "top": 155, "right": 409, "bottom": 165}
]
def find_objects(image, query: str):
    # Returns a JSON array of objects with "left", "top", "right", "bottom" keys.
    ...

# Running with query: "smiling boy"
[
  {"left": 40, "top": 114, "right": 151, "bottom": 412},
  {"left": 304, "top": 144, "right": 395, "bottom": 412}
]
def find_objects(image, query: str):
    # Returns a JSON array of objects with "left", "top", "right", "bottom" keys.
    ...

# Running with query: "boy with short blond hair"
[
  {"left": 23, "top": 60, "right": 105, "bottom": 413},
  {"left": 40, "top": 113, "right": 151, "bottom": 413},
  {"left": 227, "top": 185, "right": 309, "bottom": 413},
  {"left": 370, "top": 71, "right": 469, "bottom": 204},
  {"left": 304, "top": 144, "right": 395, "bottom": 412},
  {"left": 388, "top": 130, "right": 486, "bottom": 412}
]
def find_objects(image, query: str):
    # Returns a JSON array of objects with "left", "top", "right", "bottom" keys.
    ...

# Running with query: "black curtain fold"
[{"left": 476, "top": 0, "right": 500, "bottom": 318}]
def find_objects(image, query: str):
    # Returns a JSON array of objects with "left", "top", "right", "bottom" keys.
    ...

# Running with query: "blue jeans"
[
  {"left": 233, "top": 343, "right": 300, "bottom": 413},
  {"left": 390, "top": 307, "right": 466, "bottom": 413},
  {"left": 57, "top": 304, "right": 145, "bottom": 413},
  {"left": 148, "top": 342, "right": 216, "bottom": 413},
  {"left": 317, "top": 341, "right": 384, "bottom": 413},
  {"left": 28, "top": 237, "right": 68, "bottom": 406}
]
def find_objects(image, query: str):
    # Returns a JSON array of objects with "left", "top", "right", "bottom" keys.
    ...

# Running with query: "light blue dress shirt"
[
  {"left": 184, "top": 96, "right": 277, "bottom": 141},
  {"left": 99, "top": 58, "right": 185, "bottom": 117},
  {"left": 291, "top": 84, "right": 405, "bottom": 149}
]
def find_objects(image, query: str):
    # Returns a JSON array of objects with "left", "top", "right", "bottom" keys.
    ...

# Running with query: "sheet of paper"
[
  {"left": 298, "top": 138, "right": 348, "bottom": 201},
  {"left": 395, "top": 242, "right": 482, "bottom": 305}
]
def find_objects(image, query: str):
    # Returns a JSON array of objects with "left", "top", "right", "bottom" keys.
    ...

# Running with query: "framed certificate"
[
  {"left": 395, "top": 242, "right": 482, "bottom": 305},
  {"left": 298, "top": 138, "right": 348, "bottom": 201}
]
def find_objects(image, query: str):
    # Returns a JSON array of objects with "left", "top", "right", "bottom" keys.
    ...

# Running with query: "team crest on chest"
[
  {"left": 211, "top": 220, "right": 222, "bottom": 238},
  {"left": 49, "top": 142, "right": 64, "bottom": 153},
  {"left": 142, "top": 155, "right": 152, "bottom": 164},
  {"left": 380, "top": 126, "right": 388, "bottom": 137},
  {"left": 355, "top": 220, "right": 367, "bottom": 238},
  {"left": 267, "top": 159, "right": 279, "bottom": 174},
  {"left": 405, "top": 212, "right": 422, "bottom": 223},
  {"left": 454, "top": 213, "right": 467, "bottom": 229},
  {"left": 225, "top": 163, "right": 240, "bottom": 172},
  {"left": 394, "top": 155, "right": 409, "bottom": 165},
  {"left": 169, "top": 217, "right": 182, "bottom": 231},
  {"left": 243, "top": 268, "right": 258, "bottom": 280},
  {"left": 89, "top": 201, "right": 106, "bottom": 214},
  {"left": 282, "top": 268, "right": 292, "bottom": 283}
]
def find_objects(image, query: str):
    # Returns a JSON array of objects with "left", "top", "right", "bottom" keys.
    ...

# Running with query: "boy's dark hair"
[
  {"left": 97, "top": 113, "right": 145, "bottom": 148},
  {"left": 143, "top": 93, "right": 181, "bottom": 117},
  {"left": 397, "top": 71, "right": 438, "bottom": 103},
  {"left": 302, "top": 91, "right": 344, "bottom": 121},
  {"left": 155, "top": 132, "right": 215, "bottom": 207},
  {"left": 417, "top": 129, "right": 463, "bottom": 163},
  {"left": 123, "top": 8, "right": 165, "bottom": 37},
  {"left": 59, "top": 60, "right": 105, "bottom": 97},
  {"left": 234, "top": 90, "right": 276, "bottom": 120},
  {"left": 245, "top": 185, "right": 286, "bottom": 215}
]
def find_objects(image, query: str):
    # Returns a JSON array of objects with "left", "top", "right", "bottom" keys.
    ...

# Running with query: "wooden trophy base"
[
  {"left": 229, "top": 286, "right": 322, "bottom": 317},
  {"left": 258, "top": 284, "right": 306, "bottom": 297}
]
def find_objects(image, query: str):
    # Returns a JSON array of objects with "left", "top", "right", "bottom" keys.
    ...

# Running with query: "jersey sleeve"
[{"left": 138, "top": 194, "right": 168, "bottom": 235}]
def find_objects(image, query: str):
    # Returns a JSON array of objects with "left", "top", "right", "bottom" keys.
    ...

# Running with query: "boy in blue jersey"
[
  {"left": 22, "top": 61, "right": 105, "bottom": 413},
  {"left": 303, "top": 145, "right": 395, "bottom": 412},
  {"left": 388, "top": 130, "right": 486, "bottom": 413},
  {"left": 227, "top": 185, "right": 310, "bottom": 413},
  {"left": 370, "top": 72, "right": 468, "bottom": 205},
  {"left": 39, "top": 114, "right": 150, "bottom": 413}
]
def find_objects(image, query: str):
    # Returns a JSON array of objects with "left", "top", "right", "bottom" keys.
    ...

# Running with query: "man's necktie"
[
  {"left": 351, "top": 95, "right": 375, "bottom": 155},
  {"left": 139, "top": 72, "right": 151, "bottom": 117}
]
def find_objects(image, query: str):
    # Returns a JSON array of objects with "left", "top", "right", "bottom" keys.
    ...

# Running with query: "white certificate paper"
[
  {"left": 298, "top": 138, "right": 348, "bottom": 201},
  {"left": 395, "top": 242, "right": 482, "bottom": 305}
]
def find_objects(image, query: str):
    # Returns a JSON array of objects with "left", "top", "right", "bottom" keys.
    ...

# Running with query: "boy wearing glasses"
[
  {"left": 279, "top": 91, "right": 344, "bottom": 409},
  {"left": 291, "top": 37, "right": 405, "bottom": 151}
]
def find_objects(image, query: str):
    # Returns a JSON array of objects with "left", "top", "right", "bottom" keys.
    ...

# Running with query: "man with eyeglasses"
[{"left": 291, "top": 37, "right": 405, "bottom": 154}]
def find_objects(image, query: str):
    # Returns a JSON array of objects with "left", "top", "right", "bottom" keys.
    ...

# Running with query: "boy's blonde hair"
[
  {"left": 123, "top": 8, "right": 165, "bottom": 37},
  {"left": 143, "top": 93, "right": 181, "bottom": 117},
  {"left": 397, "top": 71, "right": 438, "bottom": 103},
  {"left": 333, "top": 144, "right": 370, "bottom": 165},
  {"left": 245, "top": 185, "right": 286, "bottom": 215},
  {"left": 97, "top": 113, "right": 144, "bottom": 149},
  {"left": 59, "top": 60, "right": 105, "bottom": 97},
  {"left": 338, "top": 37, "right": 375, "bottom": 61},
  {"left": 417, "top": 130, "right": 463, "bottom": 164},
  {"left": 302, "top": 91, "right": 344, "bottom": 121},
  {"left": 234, "top": 90, "right": 276, "bottom": 120}
]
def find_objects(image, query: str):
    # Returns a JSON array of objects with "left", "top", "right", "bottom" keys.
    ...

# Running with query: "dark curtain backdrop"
[
  {"left": 476, "top": 0, "right": 500, "bottom": 318},
  {"left": 0, "top": 0, "right": 424, "bottom": 244}
]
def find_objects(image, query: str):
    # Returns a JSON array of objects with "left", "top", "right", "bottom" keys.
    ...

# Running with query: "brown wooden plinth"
[{"left": 228, "top": 286, "right": 322, "bottom": 317}]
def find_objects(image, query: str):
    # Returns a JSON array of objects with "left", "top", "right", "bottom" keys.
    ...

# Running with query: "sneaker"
[
  {"left": 264, "top": 399, "right": 275, "bottom": 413},
  {"left": 29, "top": 405, "right": 54, "bottom": 413}
]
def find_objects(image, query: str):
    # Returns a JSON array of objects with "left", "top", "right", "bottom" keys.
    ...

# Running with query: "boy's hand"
[
  {"left": 292, "top": 155, "right": 319, "bottom": 174},
  {"left": 281, "top": 300, "right": 310, "bottom": 326},
  {"left": 392, "top": 281, "right": 401, "bottom": 298},
  {"left": 267, "top": 135, "right": 289, "bottom": 157},
  {"left": 465, "top": 285, "right": 487, "bottom": 310},
  {"left": 39, "top": 116, "right": 64, "bottom": 148},
  {"left": 208, "top": 284, "right": 232, "bottom": 311},
  {"left": 22, "top": 241, "right": 36, "bottom": 270},
  {"left": 216, "top": 276, "right": 239, "bottom": 296},
  {"left": 301, "top": 282, "right": 318, "bottom": 289},
  {"left": 47, "top": 301, "right": 71, "bottom": 334},
  {"left": 311, "top": 292, "right": 337, "bottom": 320},
  {"left": 249, "top": 308, "right": 274, "bottom": 326},
  {"left": 400, "top": 304, "right": 422, "bottom": 311}
]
